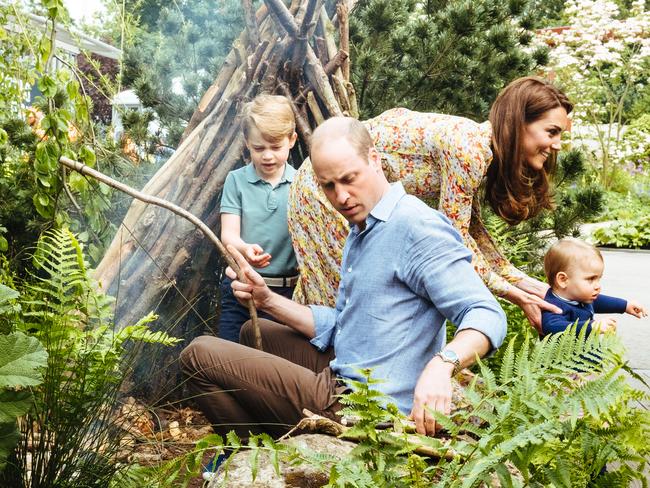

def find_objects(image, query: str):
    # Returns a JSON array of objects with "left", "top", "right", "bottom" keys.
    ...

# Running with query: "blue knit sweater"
[{"left": 541, "top": 289, "right": 627, "bottom": 337}]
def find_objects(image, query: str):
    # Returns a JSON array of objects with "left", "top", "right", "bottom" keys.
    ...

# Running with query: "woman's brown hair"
[{"left": 485, "top": 76, "right": 573, "bottom": 225}]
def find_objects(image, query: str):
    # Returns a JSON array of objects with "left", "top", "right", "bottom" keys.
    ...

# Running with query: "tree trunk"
[{"left": 96, "top": 0, "right": 357, "bottom": 402}]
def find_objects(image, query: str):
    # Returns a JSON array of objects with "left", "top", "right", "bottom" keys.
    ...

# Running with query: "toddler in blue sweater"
[{"left": 541, "top": 237, "right": 647, "bottom": 337}]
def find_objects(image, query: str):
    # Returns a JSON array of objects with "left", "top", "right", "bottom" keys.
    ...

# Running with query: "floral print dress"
[{"left": 288, "top": 108, "right": 527, "bottom": 306}]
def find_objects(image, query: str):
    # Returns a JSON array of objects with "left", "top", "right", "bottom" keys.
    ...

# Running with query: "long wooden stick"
[{"left": 59, "top": 156, "right": 263, "bottom": 350}]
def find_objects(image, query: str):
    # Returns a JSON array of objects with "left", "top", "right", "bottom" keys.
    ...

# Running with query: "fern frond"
[{"left": 498, "top": 337, "right": 516, "bottom": 384}]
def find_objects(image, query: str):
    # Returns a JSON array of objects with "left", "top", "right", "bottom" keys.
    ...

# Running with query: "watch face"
[{"left": 441, "top": 349, "right": 459, "bottom": 362}]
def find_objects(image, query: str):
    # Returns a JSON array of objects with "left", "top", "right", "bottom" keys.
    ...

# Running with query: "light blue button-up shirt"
[{"left": 309, "top": 183, "right": 507, "bottom": 413}]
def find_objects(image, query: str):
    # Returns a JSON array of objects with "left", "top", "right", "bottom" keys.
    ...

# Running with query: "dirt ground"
[{"left": 117, "top": 397, "right": 215, "bottom": 487}]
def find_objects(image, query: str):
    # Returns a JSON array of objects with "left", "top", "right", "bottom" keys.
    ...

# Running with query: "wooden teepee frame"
[{"left": 91, "top": 0, "right": 357, "bottom": 399}]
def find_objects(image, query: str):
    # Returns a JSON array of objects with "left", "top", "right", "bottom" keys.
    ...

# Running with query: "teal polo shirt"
[{"left": 220, "top": 163, "right": 298, "bottom": 277}]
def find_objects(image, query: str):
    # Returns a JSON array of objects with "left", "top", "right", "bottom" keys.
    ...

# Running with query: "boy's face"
[
  {"left": 246, "top": 127, "right": 297, "bottom": 181},
  {"left": 558, "top": 257, "right": 604, "bottom": 303}
]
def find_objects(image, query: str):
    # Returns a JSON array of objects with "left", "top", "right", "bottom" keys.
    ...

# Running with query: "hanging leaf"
[{"left": 0, "top": 332, "right": 48, "bottom": 388}]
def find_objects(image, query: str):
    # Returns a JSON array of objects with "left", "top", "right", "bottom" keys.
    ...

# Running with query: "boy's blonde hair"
[
  {"left": 242, "top": 94, "right": 295, "bottom": 143},
  {"left": 544, "top": 237, "right": 603, "bottom": 288}
]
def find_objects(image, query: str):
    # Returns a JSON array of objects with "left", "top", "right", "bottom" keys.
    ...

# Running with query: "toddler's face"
[
  {"left": 561, "top": 258, "right": 604, "bottom": 303},
  {"left": 246, "top": 127, "right": 296, "bottom": 181}
]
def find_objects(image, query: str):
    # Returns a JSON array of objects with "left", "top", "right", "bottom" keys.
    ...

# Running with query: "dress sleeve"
[{"left": 469, "top": 196, "right": 528, "bottom": 294}]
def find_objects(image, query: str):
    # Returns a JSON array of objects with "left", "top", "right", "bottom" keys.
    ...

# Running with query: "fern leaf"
[{"left": 498, "top": 337, "right": 516, "bottom": 384}]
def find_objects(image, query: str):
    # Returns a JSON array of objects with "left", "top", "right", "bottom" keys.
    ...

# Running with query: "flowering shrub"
[{"left": 535, "top": 0, "right": 650, "bottom": 188}]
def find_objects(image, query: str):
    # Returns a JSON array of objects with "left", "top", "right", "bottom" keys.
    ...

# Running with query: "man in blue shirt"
[{"left": 180, "top": 117, "right": 507, "bottom": 441}]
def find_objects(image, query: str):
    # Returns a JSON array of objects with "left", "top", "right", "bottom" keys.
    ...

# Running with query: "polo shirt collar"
[{"left": 245, "top": 162, "right": 295, "bottom": 184}]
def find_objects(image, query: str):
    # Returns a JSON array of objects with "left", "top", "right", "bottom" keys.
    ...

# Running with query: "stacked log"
[{"left": 95, "top": 0, "right": 357, "bottom": 401}]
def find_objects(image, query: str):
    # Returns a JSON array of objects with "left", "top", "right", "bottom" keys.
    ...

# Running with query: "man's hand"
[
  {"left": 505, "top": 286, "right": 562, "bottom": 333},
  {"left": 409, "top": 357, "right": 454, "bottom": 436},
  {"left": 243, "top": 243, "right": 272, "bottom": 268},
  {"left": 626, "top": 300, "right": 648, "bottom": 318},
  {"left": 225, "top": 245, "right": 273, "bottom": 309}
]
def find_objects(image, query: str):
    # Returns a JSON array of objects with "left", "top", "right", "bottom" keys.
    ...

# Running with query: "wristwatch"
[{"left": 436, "top": 349, "right": 461, "bottom": 376}]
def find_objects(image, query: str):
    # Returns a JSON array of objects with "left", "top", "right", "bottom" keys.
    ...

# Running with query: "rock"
[{"left": 208, "top": 434, "right": 355, "bottom": 487}]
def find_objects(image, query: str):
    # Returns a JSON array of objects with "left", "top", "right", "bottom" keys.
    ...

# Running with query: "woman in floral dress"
[{"left": 288, "top": 76, "right": 573, "bottom": 330}]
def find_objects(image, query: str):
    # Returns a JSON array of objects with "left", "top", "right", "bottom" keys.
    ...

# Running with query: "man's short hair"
[
  {"left": 242, "top": 94, "right": 296, "bottom": 143},
  {"left": 544, "top": 237, "right": 603, "bottom": 287},
  {"left": 311, "top": 117, "right": 374, "bottom": 162}
]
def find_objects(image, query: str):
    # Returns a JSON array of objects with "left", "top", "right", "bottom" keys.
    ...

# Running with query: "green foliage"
[
  {"left": 0, "top": 228, "right": 179, "bottom": 486},
  {"left": 0, "top": 331, "right": 48, "bottom": 389},
  {"left": 598, "top": 189, "right": 650, "bottom": 221},
  {"left": 122, "top": 0, "right": 245, "bottom": 146},
  {"left": 171, "top": 332, "right": 648, "bottom": 486},
  {"left": 0, "top": 330, "right": 48, "bottom": 468},
  {"left": 620, "top": 113, "right": 650, "bottom": 168},
  {"left": 592, "top": 214, "right": 650, "bottom": 249},
  {"left": 537, "top": 0, "right": 650, "bottom": 189},
  {"left": 0, "top": 5, "right": 38, "bottom": 115},
  {"left": 350, "top": 0, "right": 547, "bottom": 119},
  {"left": 0, "top": 2, "right": 124, "bottom": 270}
]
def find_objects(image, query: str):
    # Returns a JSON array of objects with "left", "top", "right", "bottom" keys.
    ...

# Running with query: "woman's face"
[{"left": 522, "top": 106, "right": 569, "bottom": 171}]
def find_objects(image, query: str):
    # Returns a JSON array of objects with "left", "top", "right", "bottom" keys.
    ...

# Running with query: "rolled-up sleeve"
[
  {"left": 309, "top": 305, "right": 338, "bottom": 351},
  {"left": 401, "top": 213, "right": 507, "bottom": 351}
]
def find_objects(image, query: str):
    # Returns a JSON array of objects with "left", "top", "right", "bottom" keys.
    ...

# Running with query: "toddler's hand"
[
  {"left": 626, "top": 300, "right": 648, "bottom": 318},
  {"left": 244, "top": 244, "right": 271, "bottom": 268},
  {"left": 594, "top": 317, "right": 617, "bottom": 334}
]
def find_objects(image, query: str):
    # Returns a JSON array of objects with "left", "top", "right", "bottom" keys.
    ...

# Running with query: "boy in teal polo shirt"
[{"left": 218, "top": 94, "right": 299, "bottom": 343}]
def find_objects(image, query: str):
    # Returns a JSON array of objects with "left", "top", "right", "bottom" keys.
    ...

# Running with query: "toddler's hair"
[
  {"left": 242, "top": 94, "right": 295, "bottom": 143},
  {"left": 544, "top": 237, "right": 603, "bottom": 288}
]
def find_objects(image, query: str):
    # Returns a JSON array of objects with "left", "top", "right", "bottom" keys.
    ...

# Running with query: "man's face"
[{"left": 311, "top": 138, "right": 385, "bottom": 230}]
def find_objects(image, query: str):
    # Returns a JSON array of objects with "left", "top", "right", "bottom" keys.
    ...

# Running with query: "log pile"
[{"left": 95, "top": 0, "right": 357, "bottom": 400}]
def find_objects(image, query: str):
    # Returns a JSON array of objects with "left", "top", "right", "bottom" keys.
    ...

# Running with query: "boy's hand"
[
  {"left": 594, "top": 317, "right": 617, "bottom": 334},
  {"left": 243, "top": 243, "right": 271, "bottom": 268},
  {"left": 626, "top": 300, "right": 648, "bottom": 318}
]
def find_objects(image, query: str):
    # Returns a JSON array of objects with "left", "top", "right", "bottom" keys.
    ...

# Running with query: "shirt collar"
[
  {"left": 551, "top": 290, "right": 580, "bottom": 306},
  {"left": 369, "top": 182, "right": 405, "bottom": 222},
  {"left": 245, "top": 162, "right": 295, "bottom": 184}
]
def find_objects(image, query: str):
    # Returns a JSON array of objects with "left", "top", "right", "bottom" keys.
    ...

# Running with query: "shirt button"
[
  {"left": 345, "top": 298, "right": 349, "bottom": 305},
  {"left": 347, "top": 267, "right": 352, "bottom": 273}
]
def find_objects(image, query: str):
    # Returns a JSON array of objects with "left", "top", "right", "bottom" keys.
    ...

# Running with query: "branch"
[
  {"left": 336, "top": 1, "right": 350, "bottom": 82},
  {"left": 59, "top": 156, "right": 263, "bottom": 350},
  {"left": 264, "top": 0, "right": 342, "bottom": 116},
  {"left": 242, "top": 0, "right": 260, "bottom": 46}
]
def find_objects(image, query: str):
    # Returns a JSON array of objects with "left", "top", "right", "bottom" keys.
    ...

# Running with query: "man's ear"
[
  {"left": 555, "top": 271, "right": 569, "bottom": 289},
  {"left": 368, "top": 147, "right": 382, "bottom": 172}
]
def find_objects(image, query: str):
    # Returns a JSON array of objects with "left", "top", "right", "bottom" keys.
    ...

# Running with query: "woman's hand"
[
  {"left": 504, "top": 286, "right": 562, "bottom": 333},
  {"left": 514, "top": 276, "right": 550, "bottom": 300}
]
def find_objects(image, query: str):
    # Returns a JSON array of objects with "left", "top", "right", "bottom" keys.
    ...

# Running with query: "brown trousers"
[{"left": 179, "top": 319, "right": 344, "bottom": 439}]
